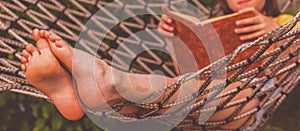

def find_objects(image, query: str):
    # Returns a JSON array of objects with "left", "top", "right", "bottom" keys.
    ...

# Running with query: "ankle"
[{"left": 100, "top": 62, "right": 126, "bottom": 101}]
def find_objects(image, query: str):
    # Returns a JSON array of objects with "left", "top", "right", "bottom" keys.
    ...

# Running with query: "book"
[{"left": 163, "top": 7, "right": 264, "bottom": 77}]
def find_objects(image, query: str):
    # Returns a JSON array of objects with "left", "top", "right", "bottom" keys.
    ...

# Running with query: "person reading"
[{"left": 20, "top": 0, "right": 299, "bottom": 130}]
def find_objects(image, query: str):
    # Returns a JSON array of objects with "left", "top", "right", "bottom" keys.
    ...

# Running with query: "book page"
[
  {"left": 169, "top": 11, "right": 202, "bottom": 25},
  {"left": 168, "top": 10, "right": 241, "bottom": 25}
]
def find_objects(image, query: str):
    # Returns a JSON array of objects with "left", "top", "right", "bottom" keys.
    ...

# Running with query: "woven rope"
[{"left": 0, "top": 0, "right": 298, "bottom": 130}]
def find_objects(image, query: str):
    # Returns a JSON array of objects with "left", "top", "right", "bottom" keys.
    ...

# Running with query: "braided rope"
[
  {"left": 86, "top": 13, "right": 300, "bottom": 130},
  {"left": 0, "top": 0, "right": 298, "bottom": 130}
]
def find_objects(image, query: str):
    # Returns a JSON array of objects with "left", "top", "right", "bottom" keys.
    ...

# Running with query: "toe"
[
  {"left": 21, "top": 64, "right": 26, "bottom": 71},
  {"left": 28, "top": 46, "right": 39, "bottom": 57},
  {"left": 25, "top": 44, "right": 39, "bottom": 57},
  {"left": 22, "top": 50, "right": 31, "bottom": 58},
  {"left": 49, "top": 39, "right": 69, "bottom": 50},
  {"left": 44, "top": 31, "right": 50, "bottom": 39},
  {"left": 32, "top": 28, "right": 41, "bottom": 41},
  {"left": 55, "top": 40, "right": 65, "bottom": 48},
  {"left": 21, "top": 56, "right": 28, "bottom": 63},
  {"left": 48, "top": 39, "right": 73, "bottom": 71},
  {"left": 36, "top": 38, "right": 51, "bottom": 53},
  {"left": 32, "top": 49, "right": 39, "bottom": 57},
  {"left": 25, "top": 44, "right": 36, "bottom": 53},
  {"left": 49, "top": 34, "right": 62, "bottom": 42},
  {"left": 39, "top": 30, "right": 46, "bottom": 38}
]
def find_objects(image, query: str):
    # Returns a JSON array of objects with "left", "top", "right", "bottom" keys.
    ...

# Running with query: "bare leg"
[
  {"left": 36, "top": 29, "right": 258, "bottom": 129},
  {"left": 20, "top": 30, "right": 84, "bottom": 120}
]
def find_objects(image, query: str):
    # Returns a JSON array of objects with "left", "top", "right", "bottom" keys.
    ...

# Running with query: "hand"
[
  {"left": 158, "top": 15, "right": 175, "bottom": 36},
  {"left": 234, "top": 8, "right": 280, "bottom": 41}
]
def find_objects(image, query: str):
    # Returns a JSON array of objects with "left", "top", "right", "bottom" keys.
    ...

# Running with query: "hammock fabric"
[{"left": 0, "top": 0, "right": 299, "bottom": 130}]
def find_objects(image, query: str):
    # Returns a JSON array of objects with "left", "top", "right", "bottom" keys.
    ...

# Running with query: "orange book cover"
[{"left": 163, "top": 7, "right": 262, "bottom": 76}]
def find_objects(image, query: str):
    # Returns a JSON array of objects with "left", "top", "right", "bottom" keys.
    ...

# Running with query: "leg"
[
  {"left": 37, "top": 29, "right": 258, "bottom": 129},
  {"left": 21, "top": 30, "right": 84, "bottom": 120}
]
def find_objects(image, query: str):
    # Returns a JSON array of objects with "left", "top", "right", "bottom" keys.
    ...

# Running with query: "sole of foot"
[{"left": 21, "top": 30, "right": 84, "bottom": 120}]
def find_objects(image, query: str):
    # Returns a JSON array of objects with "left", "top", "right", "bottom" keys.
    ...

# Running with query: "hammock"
[{"left": 0, "top": 0, "right": 299, "bottom": 130}]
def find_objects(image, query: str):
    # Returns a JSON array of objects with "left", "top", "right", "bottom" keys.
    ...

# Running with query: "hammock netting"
[{"left": 0, "top": 0, "right": 299, "bottom": 130}]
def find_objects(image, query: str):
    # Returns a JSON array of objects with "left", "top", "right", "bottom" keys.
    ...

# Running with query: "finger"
[
  {"left": 162, "top": 23, "right": 174, "bottom": 32},
  {"left": 161, "top": 15, "right": 173, "bottom": 24},
  {"left": 240, "top": 30, "right": 265, "bottom": 41},
  {"left": 158, "top": 28, "right": 174, "bottom": 37},
  {"left": 158, "top": 21, "right": 164, "bottom": 30},
  {"left": 235, "top": 24, "right": 264, "bottom": 34},
  {"left": 236, "top": 16, "right": 260, "bottom": 26},
  {"left": 158, "top": 20, "right": 174, "bottom": 33}
]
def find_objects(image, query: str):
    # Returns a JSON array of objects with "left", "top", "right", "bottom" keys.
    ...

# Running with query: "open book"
[{"left": 163, "top": 7, "right": 263, "bottom": 76}]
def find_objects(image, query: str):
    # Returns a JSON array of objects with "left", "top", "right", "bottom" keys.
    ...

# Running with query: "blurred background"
[{"left": 0, "top": 0, "right": 299, "bottom": 131}]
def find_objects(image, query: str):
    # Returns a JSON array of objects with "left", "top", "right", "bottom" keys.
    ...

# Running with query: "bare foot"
[
  {"left": 21, "top": 30, "right": 84, "bottom": 120},
  {"left": 33, "top": 29, "right": 124, "bottom": 110}
]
